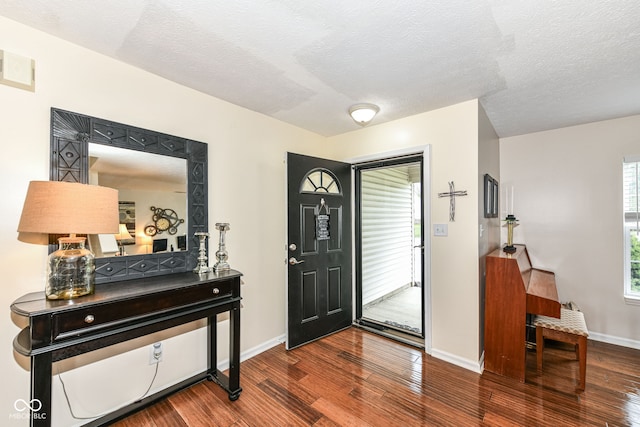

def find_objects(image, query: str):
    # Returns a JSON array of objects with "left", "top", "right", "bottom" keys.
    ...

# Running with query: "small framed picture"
[
  {"left": 492, "top": 179, "right": 499, "bottom": 217},
  {"left": 484, "top": 174, "right": 498, "bottom": 218}
]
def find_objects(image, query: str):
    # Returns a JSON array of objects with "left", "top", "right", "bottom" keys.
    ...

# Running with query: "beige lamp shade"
[
  {"left": 115, "top": 223, "right": 133, "bottom": 241},
  {"left": 17, "top": 181, "right": 119, "bottom": 243}
]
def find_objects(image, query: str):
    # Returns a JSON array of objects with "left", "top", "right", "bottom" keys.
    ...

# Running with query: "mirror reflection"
[{"left": 88, "top": 144, "right": 187, "bottom": 257}]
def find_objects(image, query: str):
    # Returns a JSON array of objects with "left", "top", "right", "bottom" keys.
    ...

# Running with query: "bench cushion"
[{"left": 535, "top": 308, "right": 589, "bottom": 337}]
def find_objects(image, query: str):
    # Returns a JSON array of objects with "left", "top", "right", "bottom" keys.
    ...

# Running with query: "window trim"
[{"left": 623, "top": 156, "right": 640, "bottom": 305}]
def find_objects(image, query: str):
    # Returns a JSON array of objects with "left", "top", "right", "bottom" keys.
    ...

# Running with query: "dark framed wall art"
[{"left": 484, "top": 174, "right": 499, "bottom": 218}]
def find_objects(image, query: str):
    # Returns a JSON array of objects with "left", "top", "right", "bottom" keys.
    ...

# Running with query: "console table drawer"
[{"left": 51, "top": 279, "right": 234, "bottom": 341}]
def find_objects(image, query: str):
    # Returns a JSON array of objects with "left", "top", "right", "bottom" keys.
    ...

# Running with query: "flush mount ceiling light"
[{"left": 349, "top": 103, "right": 380, "bottom": 126}]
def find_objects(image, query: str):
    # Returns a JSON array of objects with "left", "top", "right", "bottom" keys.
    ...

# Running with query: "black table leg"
[
  {"left": 227, "top": 302, "right": 242, "bottom": 400},
  {"left": 31, "top": 352, "right": 52, "bottom": 427},
  {"left": 207, "top": 313, "right": 218, "bottom": 380}
]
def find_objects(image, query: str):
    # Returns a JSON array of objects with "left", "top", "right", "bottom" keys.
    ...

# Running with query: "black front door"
[{"left": 286, "top": 153, "right": 352, "bottom": 349}]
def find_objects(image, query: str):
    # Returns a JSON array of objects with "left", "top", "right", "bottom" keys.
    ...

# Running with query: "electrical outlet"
[
  {"left": 149, "top": 342, "right": 163, "bottom": 364},
  {"left": 433, "top": 224, "right": 448, "bottom": 236}
]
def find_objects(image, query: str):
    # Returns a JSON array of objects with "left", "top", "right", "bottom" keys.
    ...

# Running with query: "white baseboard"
[
  {"left": 588, "top": 331, "right": 640, "bottom": 350},
  {"left": 431, "top": 348, "right": 483, "bottom": 374},
  {"left": 217, "top": 334, "right": 286, "bottom": 371}
]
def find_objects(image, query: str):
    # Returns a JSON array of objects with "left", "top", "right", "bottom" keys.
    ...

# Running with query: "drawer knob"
[
  {"left": 84, "top": 315, "right": 95, "bottom": 324},
  {"left": 212, "top": 288, "right": 220, "bottom": 295}
]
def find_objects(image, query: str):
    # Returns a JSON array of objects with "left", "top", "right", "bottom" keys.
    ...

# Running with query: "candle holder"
[
  {"left": 213, "top": 223, "right": 231, "bottom": 273},
  {"left": 193, "top": 232, "right": 211, "bottom": 274},
  {"left": 503, "top": 214, "right": 518, "bottom": 254}
]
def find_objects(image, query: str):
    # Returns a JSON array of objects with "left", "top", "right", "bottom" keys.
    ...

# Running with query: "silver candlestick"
[
  {"left": 213, "top": 223, "right": 231, "bottom": 273},
  {"left": 193, "top": 232, "right": 211, "bottom": 274}
]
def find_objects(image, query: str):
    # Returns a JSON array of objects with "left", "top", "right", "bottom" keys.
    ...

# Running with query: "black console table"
[{"left": 11, "top": 269, "right": 243, "bottom": 427}]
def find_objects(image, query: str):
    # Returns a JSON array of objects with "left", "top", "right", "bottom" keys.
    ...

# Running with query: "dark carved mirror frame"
[{"left": 50, "top": 108, "right": 208, "bottom": 284}]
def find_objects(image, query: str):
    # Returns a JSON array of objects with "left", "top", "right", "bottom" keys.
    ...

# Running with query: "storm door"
[{"left": 354, "top": 156, "right": 425, "bottom": 341}]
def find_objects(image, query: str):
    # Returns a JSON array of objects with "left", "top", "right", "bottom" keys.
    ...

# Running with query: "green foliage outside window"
[{"left": 631, "top": 233, "right": 640, "bottom": 293}]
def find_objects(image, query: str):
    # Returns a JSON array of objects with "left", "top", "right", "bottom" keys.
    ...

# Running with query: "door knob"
[
  {"left": 288, "top": 243, "right": 297, "bottom": 251},
  {"left": 289, "top": 257, "right": 305, "bottom": 265}
]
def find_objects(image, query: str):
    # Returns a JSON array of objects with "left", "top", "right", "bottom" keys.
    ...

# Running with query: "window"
[
  {"left": 300, "top": 168, "right": 341, "bottom": 194},
  {"left": 623, "top": 158, "right": 640, "bottom": 302}
]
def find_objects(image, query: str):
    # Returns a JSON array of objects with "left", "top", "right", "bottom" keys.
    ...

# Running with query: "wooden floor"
[{"left": 114, "top": 328, "right": 640, "bottom": 426}]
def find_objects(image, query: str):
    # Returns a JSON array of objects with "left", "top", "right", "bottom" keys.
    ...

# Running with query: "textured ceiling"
[{"left": 1, "top": 0, "right": 639, "bottom": 137}]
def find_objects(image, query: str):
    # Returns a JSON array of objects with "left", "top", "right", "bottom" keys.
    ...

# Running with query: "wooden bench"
[{"left": 534, "top": 308, "right": 589, "bottom": 391}]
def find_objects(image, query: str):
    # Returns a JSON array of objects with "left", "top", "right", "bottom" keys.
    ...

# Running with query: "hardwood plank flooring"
[{"left": 113, "top": 328, "right": 640, "bottom": 426}]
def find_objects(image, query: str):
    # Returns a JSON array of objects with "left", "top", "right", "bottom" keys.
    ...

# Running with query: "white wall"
[
  {"left": 501, "top": 114, "right": 640, "bottom": 348},
  {"left": 326, "top": 100, "right": 482, "bottom": 368},
  {"left": 0, "top": 16, "right": 326, "bottom": 426},
  {"left": 477, "top": 104, "right": 501, "bottom": 357}
]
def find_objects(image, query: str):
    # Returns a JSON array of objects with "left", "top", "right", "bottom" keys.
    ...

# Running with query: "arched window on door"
[{"left": 300, "top": 168, "right": 341, "bottom": 194}]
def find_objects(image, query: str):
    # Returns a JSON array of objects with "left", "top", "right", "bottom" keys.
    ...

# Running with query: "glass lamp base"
[{"left": 46, "top": 237, "right": 95, "bottom": 300}]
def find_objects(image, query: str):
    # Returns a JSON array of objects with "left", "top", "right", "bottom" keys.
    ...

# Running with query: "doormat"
[{"left": 384, "top": 320, "right": 420, "bottom": 334}]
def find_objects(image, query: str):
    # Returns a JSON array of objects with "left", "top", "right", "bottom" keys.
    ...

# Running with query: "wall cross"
[{"left": 438, "top": 181, "right": 468, "bottom": 221}]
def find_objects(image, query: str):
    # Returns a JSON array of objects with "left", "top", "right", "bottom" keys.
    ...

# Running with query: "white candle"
[
  {"left": 505, "top": 187, "right": 509, "bottom": 216},
  {"left": 510, "top": 186, "right": 514, "bottom": 215}
]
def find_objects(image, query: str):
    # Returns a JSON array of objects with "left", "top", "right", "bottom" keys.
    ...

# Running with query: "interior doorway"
[{"left": 354, "top": 155, "right": 425, "bottom": 346}]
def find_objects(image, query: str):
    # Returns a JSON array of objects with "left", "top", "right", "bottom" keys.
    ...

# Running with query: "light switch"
[{"left": 433, "top": 224, "right": 448, "bottom": 236}]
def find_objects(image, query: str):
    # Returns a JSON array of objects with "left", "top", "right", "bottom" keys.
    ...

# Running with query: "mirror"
[
  {"left": 50, "top": 108, "right": 208, "bottom": 284},
  {"left": 88, "top": 144, "right": 187, "bottom": 257}
]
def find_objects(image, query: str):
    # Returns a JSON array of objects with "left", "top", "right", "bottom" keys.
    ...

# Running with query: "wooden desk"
[
  {"left": 11, "top": 270, "right": 243, "bottom": 427},
  {"left": 484, "top": 245, "right": 560, "bottom": 382}
]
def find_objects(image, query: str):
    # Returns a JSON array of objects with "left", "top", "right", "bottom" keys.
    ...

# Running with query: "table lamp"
[
  {"left": 115, "top": 223, "right": 133, "bottom": 256},
  {"left": 139, "top": 234, "right": 153, "bottom": 254},
  {"left": 17, "top": 181, "right": 119, "bottom": 300}
]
